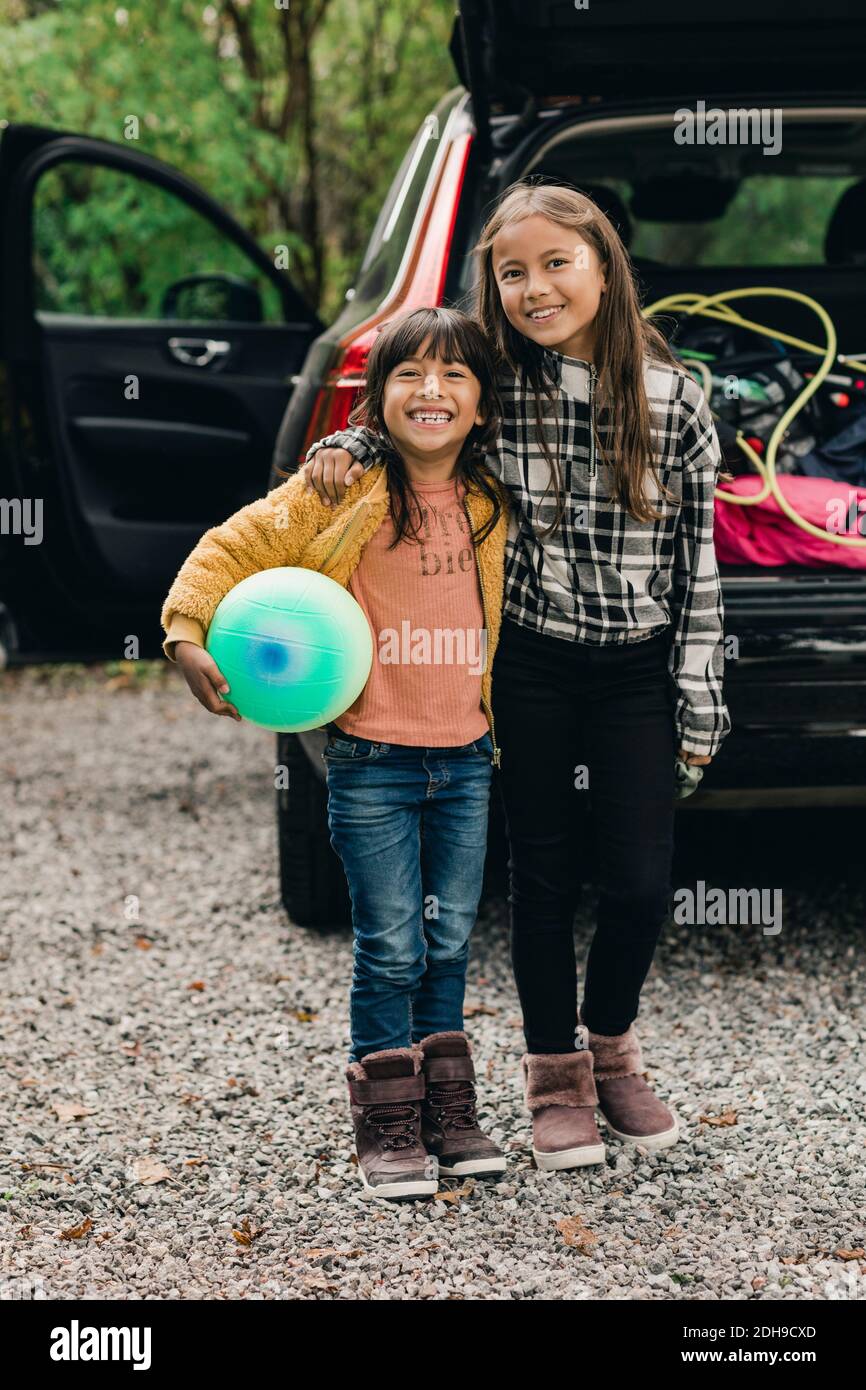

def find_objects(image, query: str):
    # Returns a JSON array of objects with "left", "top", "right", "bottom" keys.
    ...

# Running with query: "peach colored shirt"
[{"left": 336, "top": 476, "right": 489, "bottom": 746}]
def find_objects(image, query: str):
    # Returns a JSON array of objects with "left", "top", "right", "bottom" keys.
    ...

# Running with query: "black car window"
[{"left": 32, "top": 161, "right": 284, "bottom": 322}]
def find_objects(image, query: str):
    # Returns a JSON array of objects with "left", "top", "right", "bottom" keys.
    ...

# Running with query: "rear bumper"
[
  {"left": 686, "top": 733, "right": 866, "bottom": 808},
  {"left": 692, "top": 573, "right": 866, "bottom": 806}
]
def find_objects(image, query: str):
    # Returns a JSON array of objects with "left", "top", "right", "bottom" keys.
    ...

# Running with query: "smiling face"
[
  {"left": 492, "top": 213, "right": 607, "bottom": 362},
  {"left": 381, "top": 337, "right": 486, "bottom": 478}
]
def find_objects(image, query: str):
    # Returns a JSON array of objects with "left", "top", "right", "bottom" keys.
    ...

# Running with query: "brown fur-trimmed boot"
[
  {"left": 521, "top": 1027, "right": 606, "bottom": 1171},
  {"left": 582, "top": 1016, "right": 680, "bottom": 1151},
  {"left": 417, "top": 1030, "right": 506, "bottom": 1178},
  {"left": 346, "top": 1045, "right": 439, "bottom": 1200}
]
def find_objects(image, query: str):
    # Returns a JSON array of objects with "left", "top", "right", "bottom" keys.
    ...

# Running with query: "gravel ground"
[{"left": 1, "top": 661, "right": 865, "bottom": 1302}]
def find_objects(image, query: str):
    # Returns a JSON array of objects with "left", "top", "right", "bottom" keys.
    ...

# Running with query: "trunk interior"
[{"left": 456, "top": 104, "right": 866, "bottom": 601}]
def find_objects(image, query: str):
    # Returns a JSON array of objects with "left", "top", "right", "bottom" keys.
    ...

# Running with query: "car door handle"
[{"left": 167, "top": 337, "right": 231, "bottom": 367}]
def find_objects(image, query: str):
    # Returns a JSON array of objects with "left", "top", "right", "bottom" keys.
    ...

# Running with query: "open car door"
[{"left": 0, "top": 124, "right": 322, "bottom": 662}]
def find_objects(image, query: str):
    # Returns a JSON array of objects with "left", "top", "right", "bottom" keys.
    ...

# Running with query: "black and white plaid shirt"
[{"left": 306, "top": 348, "right": 731, "bottom": 757}]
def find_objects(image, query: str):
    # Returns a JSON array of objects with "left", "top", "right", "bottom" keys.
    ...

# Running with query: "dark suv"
[{"left": 3, "top": 1, "right": 866, "bottom": 928}]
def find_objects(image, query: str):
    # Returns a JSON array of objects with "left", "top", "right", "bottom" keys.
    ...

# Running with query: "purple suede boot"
[
  {"left": 521, "top": 1027, "right": 606, "bottom": 1170},
  {"left": 582, "top": 1015, "right": 680, "bottom": 1150}
]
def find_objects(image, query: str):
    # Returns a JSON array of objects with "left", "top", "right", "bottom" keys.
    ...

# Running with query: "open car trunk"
[
  {"left": 449, "top": 2, "right": 866, "bottom": 588},
  {"left": 481, "top": 100, "right": 866, "bottom": 598}
]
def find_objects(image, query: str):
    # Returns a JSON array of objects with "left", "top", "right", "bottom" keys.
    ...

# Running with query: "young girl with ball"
[{"left": 161, "top": 307, "right": 510, "bottom": 1200}]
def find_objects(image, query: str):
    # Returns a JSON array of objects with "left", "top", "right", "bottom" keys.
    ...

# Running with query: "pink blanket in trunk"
[{"left": 713, "top": 475, "right": 866, "bottom": 569}]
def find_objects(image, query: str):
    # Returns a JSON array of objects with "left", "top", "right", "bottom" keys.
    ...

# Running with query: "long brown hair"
[
  {"left": 471, "top": 180, "right": 690, "bottom": 530},
  {"left": 347, "top": 306, "right": 504, "bottom": 547}
]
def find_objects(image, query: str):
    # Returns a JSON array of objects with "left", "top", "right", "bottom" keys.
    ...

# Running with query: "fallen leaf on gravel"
[
  {"left": 17, "top": 1225, "right": 32, "bottom": 1240},
  {"left": 187, "top": 980, "right": 205, "bottom": 991},
  {"left": 19, "top": 1078, "right": 41, "bottom": 1087},
  {"left": 232, "top": 1218, "right": 262, "bottom": 1247},
  {"left": 59, "top": 1216, "right": 93, "bottom": 1241},
  {"left": 128, "top": 1156, "right": 172, "bottom": 1185},
  {"left": 21, "top": 1162, "right": 66, "bottom": 1171},
  {"left": 485, "top": 1058, "right": 494, "bottom": 1081},
  {"left": 120, "top": 1041, "right": 141, "bottom": 1057},
  {"left": 752, "top": 1276, "right": 767, "bottom": 1290},
  {"left": 434, "top": 1178, "right": 476, "bottom": 1204},
  {"left": 181, "top": 1093, "right": 202, "bottom": 1104},
  {"left": 834, "top": 1247, "right": 865, "bottom": 1261},
  {"left": 52, "top": 1102, "right": 97, "bottom": 1123},
  {"left": 663, "top": 1225, "right": 684, "bottom": 1239},
  {"left": 133, "top": 937, "right": 152, "bottom": 950},
  {"left": 183, "top": 1156, "right": 208, "bottom": 1167},
  {"left": 301, "top": 1274, "right": 339, "bottom": 1292},
  {"left": 463, "top": 1003, "right": 498, "bottom": 1017},
  {"left": 294, "top": 1009, "right": 318, "bottom": 1022},
  {"left": 698, "top": 1109, "right": 738, "bottom": 1127},
  {"left": 556, "top": 1216, "right": 598, "bottom": 1255},
  {"left": 94, "top": 1231, "right": 115, "bottom": 1244}
]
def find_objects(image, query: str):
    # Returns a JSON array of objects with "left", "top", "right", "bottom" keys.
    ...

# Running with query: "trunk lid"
[{"left": 451, "top": 0, "right": 866, "bottom": 156}]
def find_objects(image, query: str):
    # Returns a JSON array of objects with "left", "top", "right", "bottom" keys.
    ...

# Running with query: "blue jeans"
[{"left": 322, "top": 725, "right": 494, "bottom": 1063}]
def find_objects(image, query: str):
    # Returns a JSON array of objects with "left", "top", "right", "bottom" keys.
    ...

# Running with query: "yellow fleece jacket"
[{"left": 159, "top": 461, "right": 509, "bottom": 762}]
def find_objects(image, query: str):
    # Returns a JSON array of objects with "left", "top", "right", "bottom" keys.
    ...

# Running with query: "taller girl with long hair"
[{"left": 303, "top": 181, "right": 732, "bottom": 1172}]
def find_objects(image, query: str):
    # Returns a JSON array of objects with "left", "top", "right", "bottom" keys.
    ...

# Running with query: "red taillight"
[
  {"left": 299, "top": 131, "right": 473, "bottom": 465},
  {"left": 300, "top": 330, "right": 378, "bottom": 457}
]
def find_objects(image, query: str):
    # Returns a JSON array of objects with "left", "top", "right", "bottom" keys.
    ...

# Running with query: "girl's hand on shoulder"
[
  {"left": 301, "top": 448, "right": 365, "bottom": 506},
  {"left": 174, "top": 641, "right": 242, "bottom": 721}
]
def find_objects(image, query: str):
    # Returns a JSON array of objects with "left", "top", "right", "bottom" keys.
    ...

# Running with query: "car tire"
[{"left": 276, "top": 732, "right": 351, "bottom": 930}]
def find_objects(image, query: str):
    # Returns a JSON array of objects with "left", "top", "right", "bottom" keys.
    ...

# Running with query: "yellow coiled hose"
[{"left": 643, "top": 287, "right": 866, "bottom": 549}]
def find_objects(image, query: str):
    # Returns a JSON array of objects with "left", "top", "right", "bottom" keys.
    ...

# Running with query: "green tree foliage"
[{"left": 0, "top": 0, "right": 457, "bottom": 318}]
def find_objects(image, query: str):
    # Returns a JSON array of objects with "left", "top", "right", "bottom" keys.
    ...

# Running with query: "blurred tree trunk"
[{"left": 221, "top": 0, "right": 331, "bottom": 305}]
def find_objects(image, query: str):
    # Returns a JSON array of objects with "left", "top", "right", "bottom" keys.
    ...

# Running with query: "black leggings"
[{"left": 491, "top": 615, "right": 678, "bottom": 1050}]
